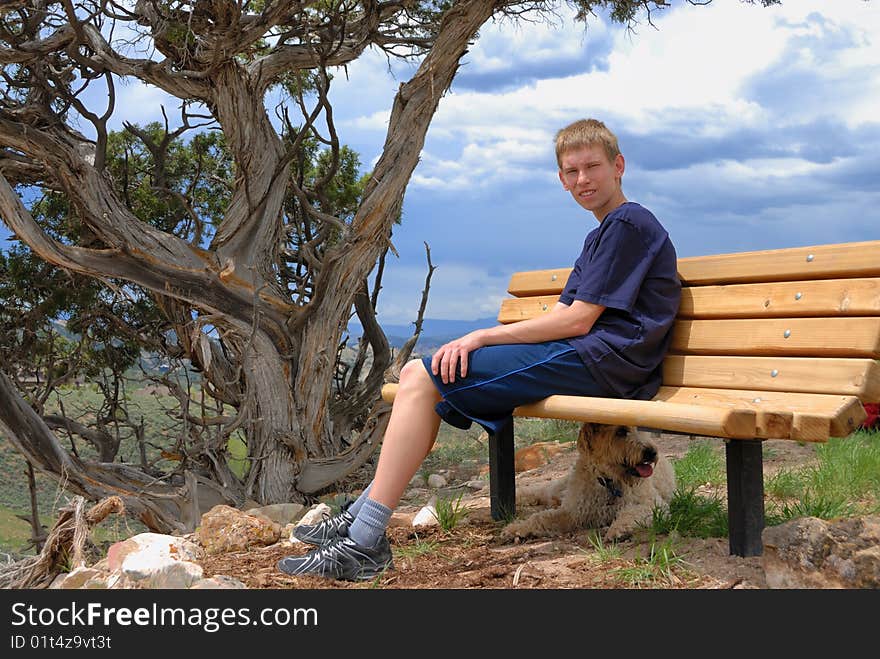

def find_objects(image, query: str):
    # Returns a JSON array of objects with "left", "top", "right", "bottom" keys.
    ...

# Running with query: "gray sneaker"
[
  {"left": 277, "top": 534, "right": 394, "bottom": 581},
  {"left": 292, "top": 502, "right": 355, "bottom": 546}
]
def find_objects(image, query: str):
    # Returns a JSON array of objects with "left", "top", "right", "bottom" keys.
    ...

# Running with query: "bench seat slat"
[
  {"left": 654, "top": 386, "right": 866, "bottom": 439},
  {"left": 671, "top": 318, "right": 880, "bottom": 358},
  {"left": 663, "top": 355, "right": 880, "bottom": 401},
  {"left": 380, "top": 383, "right": 756, "bottom": 439}
]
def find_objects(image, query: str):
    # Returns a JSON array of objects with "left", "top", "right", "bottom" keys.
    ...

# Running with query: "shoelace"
[{"left": 313, "top": 537, "right": 350, "bottom": 567}]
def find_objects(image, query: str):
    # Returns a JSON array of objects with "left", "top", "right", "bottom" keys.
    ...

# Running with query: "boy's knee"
[
  {"left": 399, "top": 359, "right": 432, "bottom": 390},
  {"left": 400, "top": 359, "right": 427, "bottom": 385}
]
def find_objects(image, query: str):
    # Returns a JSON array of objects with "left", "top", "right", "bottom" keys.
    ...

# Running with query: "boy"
[{"left": 277, "top": 118, "right": 681, "bottom": 581}]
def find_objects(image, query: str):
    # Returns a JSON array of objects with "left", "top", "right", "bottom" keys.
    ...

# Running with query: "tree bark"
[{"left": 0, "top": 0, "right": 502, "bottom": 521}]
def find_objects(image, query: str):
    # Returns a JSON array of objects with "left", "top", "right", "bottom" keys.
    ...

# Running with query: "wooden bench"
[{"left": 382, "top": 239, "right": 880, "bottom": 556}]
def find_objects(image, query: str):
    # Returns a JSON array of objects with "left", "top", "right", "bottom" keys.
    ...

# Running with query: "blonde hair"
[{"left": 555, "top": 118, "right": 621, "bottom": 168}]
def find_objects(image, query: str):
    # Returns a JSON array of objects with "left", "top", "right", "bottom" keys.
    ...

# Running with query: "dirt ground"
[{"left": 199, "top": 434, "right": 820, "bottom": 590}]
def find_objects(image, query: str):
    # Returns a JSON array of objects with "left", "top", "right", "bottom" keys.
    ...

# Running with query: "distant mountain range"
[{"left": 347, "top": 317, "right": 498, "bottom": 350}]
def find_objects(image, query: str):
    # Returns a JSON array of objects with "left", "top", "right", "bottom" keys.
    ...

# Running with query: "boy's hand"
[{"left": 431, "top": 331, "right": 484, "bottom": 384}]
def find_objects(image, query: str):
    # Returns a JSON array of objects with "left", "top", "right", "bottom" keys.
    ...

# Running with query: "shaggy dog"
[{"left": 500, "top": 423, "right": 676, "bottom": 542}]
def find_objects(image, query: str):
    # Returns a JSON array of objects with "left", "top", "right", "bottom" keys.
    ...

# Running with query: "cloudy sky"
[
  {"left": 4, "top": 0, "right": 879, "bottom": 328},
  {"left": 352, "top": 0, "right": 880, "bottom": 325}
]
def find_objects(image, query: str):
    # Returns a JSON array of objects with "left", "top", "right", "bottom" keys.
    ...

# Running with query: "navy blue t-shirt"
[{"left": 557, "top": 202, "right": 681, "bottom": 400}]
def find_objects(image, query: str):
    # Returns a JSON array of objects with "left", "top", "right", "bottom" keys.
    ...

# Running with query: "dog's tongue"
[{"left": 635, "top": 463, "right": 653, "bottom": 478}]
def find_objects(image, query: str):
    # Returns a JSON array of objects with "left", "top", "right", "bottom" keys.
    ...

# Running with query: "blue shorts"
[{"left": 421, "top": 340, "right": 614, "bottom": 435}]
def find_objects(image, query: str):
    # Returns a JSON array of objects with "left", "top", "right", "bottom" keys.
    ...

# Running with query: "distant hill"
[{"left": 347, "top": 317, "right": 498, "bottom": 350}]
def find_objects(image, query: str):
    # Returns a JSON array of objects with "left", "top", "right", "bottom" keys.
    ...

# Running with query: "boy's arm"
[
  {"left": 430, "top": 300, "right": 604, "bottom": 384},
  {"left": 480, "top": 300, "right": 603, "bottom": 346}
]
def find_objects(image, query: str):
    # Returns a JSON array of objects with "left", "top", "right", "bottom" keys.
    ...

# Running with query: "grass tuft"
[
  {"left": 432, "top": 493, "right": 470, "bottom": 531},
  {"left": 650, "top": 488, "right": 728, "bottom": 538},
  {"left": 611, "top": 536, "right": 688, "bottom": 587},
  {"left": 673, "top": 440, "right": 725, "bottom": 490}
]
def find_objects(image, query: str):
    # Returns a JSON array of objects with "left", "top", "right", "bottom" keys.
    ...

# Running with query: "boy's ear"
[{"left": 614, "top": 153, "right": 625, "bottom": 180}]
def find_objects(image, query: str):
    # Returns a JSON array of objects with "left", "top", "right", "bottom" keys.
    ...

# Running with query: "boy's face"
[{"left": 558, "top": 145, "right": 626, "bottom": 221}]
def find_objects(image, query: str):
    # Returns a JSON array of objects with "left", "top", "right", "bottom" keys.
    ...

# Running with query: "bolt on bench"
[{"left": 382, "top": 240, "right": 880, "bottom": 556}]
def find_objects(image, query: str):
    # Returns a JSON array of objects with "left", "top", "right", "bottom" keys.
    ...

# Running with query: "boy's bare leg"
[{"left": 367, "top": 359, "right": 442, "bottom": 510}]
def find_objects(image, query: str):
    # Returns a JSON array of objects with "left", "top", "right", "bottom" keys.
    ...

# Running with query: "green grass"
[
  {"left": 651, "top": 429, "right": 880, "bottom": 540},
  {"left": 673, "top": 440, "right": 725, "bottom": 489},
  {"left": 393, "top": 537, "right": 440, "bottom": 561},
  {"left": 611, "top": 536, "right": 689, "bottom": 587},
  {"left": 0, "top": 506, "right": 36, "bottom": 556},
  {"left": 585, "top": 531, "right": 622, "bottom": 561},
  {"left": 765, "top": 429, "right": 880, "bottom": 523},
  {"left": 650, "top": 488, "right": 728, "bottom": 538},
  {"left": 433, "top": 492, "right": 470, "bottom": 531}
]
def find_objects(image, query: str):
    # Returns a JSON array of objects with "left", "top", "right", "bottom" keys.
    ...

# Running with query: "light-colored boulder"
[
  {"left": 119, "top": 533, "right": 205, "bottom": 584},
  {"left": 196, "top": 505, "right": 282, "bottom": 555},
  {"left": 427, "top": 474, "right": 448, "bottom": 489},
  {"left": 413, "top": 498, "right": 439, "bottom": 528},
  {"left": 762, "top": 515, "right": 880, "bottom": 588},
  {"left": 54, "top": 567, "right": 103, "bottom": 590},
  {"left": 190, "top": 575, "right": 248, "bottom": 589},
  {"left": 245, "top": 503, "right": 305, "bottom": 526},
  {"left": 143, "top": 560, "right": 204, "bottom": 589}
]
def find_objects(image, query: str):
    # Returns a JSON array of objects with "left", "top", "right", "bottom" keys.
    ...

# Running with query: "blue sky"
[{"left": 3, "top": 0, "right": 879, "bottom": 327}]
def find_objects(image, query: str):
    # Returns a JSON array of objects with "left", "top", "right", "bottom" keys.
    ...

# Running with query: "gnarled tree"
[{"left": 0, "top": 0, "right": 779, "bottom": 532}]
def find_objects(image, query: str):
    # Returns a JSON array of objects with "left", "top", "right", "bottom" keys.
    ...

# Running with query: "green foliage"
[
  {"left": 650, "top": 488, "right": 728, "bottom": 539},
  {"left": 393, "top": 536, "right": 440, "bottom": 561},
  {"left": 585, "top": 530, "right": 622, "bottom": 562},
  {"left": 433, "top": 492, "right": 470, "bottom": 531},
  {"left": 673, "top": 440, "right": 725, "bottom": 489},
  {"left": 611, "top": 536, "right": 688, "bottom": 587},
  {"left": 765, "top": 430, "right": 880, "bottom": 518},
  {"left": 226, "top": 434, "right": 250, "bottom": 480}
]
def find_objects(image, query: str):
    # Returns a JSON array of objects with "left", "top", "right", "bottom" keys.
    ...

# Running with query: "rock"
[
  {"left": 514, "top": 441, "right": 567, "bottom": 473},
  {"left": 196, "top": 505, "right": 282, "bottom": 555},
  {"left": 427, "top": 473, "right": 448, "bottom": 489},
  {"left": 53, "top": 567, "right": 103, "bottom": 590},
  {"left": 762, "top": 515, "right": 880, "bottom": 588},
  {"left": 297, "top": 503, "right": 332, "bottom": 527},
  {"left": 409, "top": 474, "right": 427, "bottom": 488},
  {"left": 113, "top": 533, "right": 204, "bottom": 586},
  {"left": 389, "top": 511, "right": 415, "bottom": 528},
  {"left": 245, "top": 503, "right": 305, "bottom": 526},
  {"left": 190, "top": 575, "right": 248, "bottom": 589},
  {"left": 82, "top": 576, "right": 109, "bottom": 589},
  {"left": 465, "top": 480, "right": 487, "bottom": 491},
  {"left": 142, "top": 561, "right": 204, "bottom": 589},
  {"left": 413, "top": 497, "right": 439, "bottom": 528},
  {"left": 106, "top": 538, "right": 140, "bottom": 573}
]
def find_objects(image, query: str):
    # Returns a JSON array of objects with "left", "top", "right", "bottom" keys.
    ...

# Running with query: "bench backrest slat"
[
  {"left": 501, "top": 278, "right": 880, "bottom": 322},
  {"left": 671, "top": 318, "right": 880, "bottom": 359},
  {"left": 676, "top": 240, "right": 880, "bottom": 286},
  {"left": 662, "top": 355, "right": 879, "bottom": 401}
]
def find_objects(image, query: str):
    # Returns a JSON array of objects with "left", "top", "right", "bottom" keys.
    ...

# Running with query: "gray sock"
[
  {"left": 346, "top": 481, "right": 373, "bottom": 518},
  {"left": 348, "top": 498, "right": 392, "bottom": 548}
]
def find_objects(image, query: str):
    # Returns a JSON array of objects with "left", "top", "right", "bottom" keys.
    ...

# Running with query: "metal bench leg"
[
  {"left": 488, "top": 421, "right": 515, "bottom": 521},
  {"left": 725, "top": 439, "right": 765, "bottom": 557}
]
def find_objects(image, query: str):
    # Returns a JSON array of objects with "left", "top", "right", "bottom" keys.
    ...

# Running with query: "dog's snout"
[{"left": 642, "top": 446, "right": 657, "bottom": 464}]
